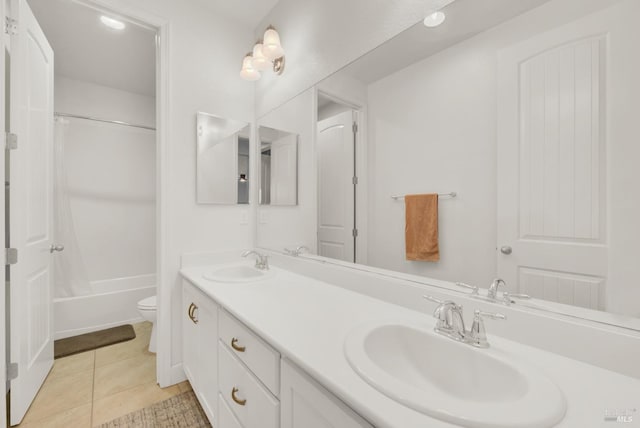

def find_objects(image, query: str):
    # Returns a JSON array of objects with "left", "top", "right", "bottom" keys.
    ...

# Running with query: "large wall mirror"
[
  {"left": 256, "top": 0, "right": 640, "bottom": 328},
  {"left": 196, "top": 112, "right": 250, "bottom": 204}
]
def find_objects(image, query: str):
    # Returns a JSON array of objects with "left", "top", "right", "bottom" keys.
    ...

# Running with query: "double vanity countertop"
[{"left": 180, "top": 262, "right": 640, "bottom": 428}]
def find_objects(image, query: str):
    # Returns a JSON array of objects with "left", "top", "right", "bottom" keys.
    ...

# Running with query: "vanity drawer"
[
  {"left": 219, "top": 310, "right": 280, "bottom": 395},
  {"left": 218, "top": 393, "right": 243, "bottom": 428},
  {"left": 219, "top": 342, "right": 279, "bottom": 428}
]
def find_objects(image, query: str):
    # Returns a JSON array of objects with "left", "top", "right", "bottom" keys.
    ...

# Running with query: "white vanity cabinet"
[
  {"left": 182, "top": 278, "right": 373, "bottom": 428},
  {"left": 281, "top": 359, "right": 373, "bottom": 428},
  {"left": 182, "top": 281, "right": 218, "bottom": 425}
]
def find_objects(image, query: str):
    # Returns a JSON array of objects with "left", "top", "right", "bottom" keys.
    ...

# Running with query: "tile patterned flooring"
[{"left": 15, "top": 322, "right": 191, "bottom": 428}]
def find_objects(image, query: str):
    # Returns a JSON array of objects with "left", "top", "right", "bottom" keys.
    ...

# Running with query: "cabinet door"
[
  {"left": 281, "top": 359, "right": 373, "bottom": 428},
  {"left": 182, "top": 282, "right": 200, "bottom": 389},
  {"left": 196, "top": 294, "right": 218, "bottom": 423},
  {"left": 182, "top": 281, "right": 219, "bottom": 426}
]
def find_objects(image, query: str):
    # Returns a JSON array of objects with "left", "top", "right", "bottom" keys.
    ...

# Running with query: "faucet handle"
[
  {"left": 455, "top": 282, "right": 479, "bottom": 295},
  {"left": 468, "top": 309, "right": 506, "bottom": 348},
  {"left": 423, "top": 295, "right": 444, "bottom": 305},
  {"left": 502, "top": 292, "right": 531, "bottom": 305}
]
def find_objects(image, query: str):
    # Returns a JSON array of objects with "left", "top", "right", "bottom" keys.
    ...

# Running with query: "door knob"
[
  {"left": 49, "top": 244, "right": 65, "bottom": 253},
  {"left": 500, "top": 246, "right": 512, "bottom": 255}
]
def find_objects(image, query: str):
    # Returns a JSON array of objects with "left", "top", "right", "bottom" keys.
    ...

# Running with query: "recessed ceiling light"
[
  {"left": 423, "top": 11, "right": 446, "bottom": 28},
  {"left": 100, "top": 16, "right": 126, "bottom": 31}
]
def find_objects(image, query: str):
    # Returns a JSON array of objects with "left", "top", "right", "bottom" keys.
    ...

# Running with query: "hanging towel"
[{"left": 405, "top": 194, "right": 440, "bottom": 262}]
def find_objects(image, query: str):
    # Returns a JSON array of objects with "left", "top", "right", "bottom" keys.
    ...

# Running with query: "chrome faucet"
[
  {"left": 285, "top": 245, "right": 309, "bottom": 257},
  {"left": 455, "top": 278, "right": 531, "bottom": 306},
  {"left": 241, "top": 250, "right": 269, "bottom": 270},
  {"left": 423, "top": 296, "right": 505, "bottom": 348},
  {"left": 487, "top": 278, "right": 506, "bottom": 299}
]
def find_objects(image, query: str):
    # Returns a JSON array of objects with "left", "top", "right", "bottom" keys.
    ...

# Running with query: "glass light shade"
[
  {"left": 423, "top": 11, "right": 446, "bottom": 27},
  {"left": 240, "top": 55, "right": 260, "bottom": 81},
  {"left": 262, "top": 28, "right": 284, "bottom": 61},
  {"left": 252, "top": 43, "right": 270, "bottom": 71}
]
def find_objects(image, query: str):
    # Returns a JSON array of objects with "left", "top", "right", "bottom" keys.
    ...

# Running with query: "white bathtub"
[{"left": 54, "top": 274, "right": 156, "bottom": 340}]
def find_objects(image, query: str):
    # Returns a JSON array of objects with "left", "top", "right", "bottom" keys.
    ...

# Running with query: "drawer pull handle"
[
  {"left": 188, "top": 303, "right": 199, "bottom": 324},
  {"left": 231, "top": 387, "right": 246, "bottom": 406},
  {"left": 231, "top": 338, "right": 246, "bottom": 352}
]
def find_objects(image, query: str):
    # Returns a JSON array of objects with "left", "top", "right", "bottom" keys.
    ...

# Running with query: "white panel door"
[
  {"left": 9, "top": 0, "right": 55, "bottom": 424},
  {"left": 270, "top": 134, "right": 298, "bottom": 205},
  {"left": 317, "top": 110, "right": 355, "bottom": 262},
  {"left": 497, "top": 23, "right": 607, "bottom": 310}
]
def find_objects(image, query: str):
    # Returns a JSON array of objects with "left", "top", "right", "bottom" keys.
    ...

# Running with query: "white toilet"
[{"left": 137, "top": 295, "right": 157, "bottom": 353}]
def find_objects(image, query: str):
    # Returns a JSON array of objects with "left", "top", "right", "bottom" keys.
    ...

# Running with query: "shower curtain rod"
[{"left": 54, "top": 112, "right": 156, "bottom": 131}]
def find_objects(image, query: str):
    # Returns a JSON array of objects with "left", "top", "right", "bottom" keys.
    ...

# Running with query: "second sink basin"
[
  {"left": 344, "top": 321, "right": 566, "bottom": 428},
  {"left": 203, "top": 264, "right": 275, "bottom": 283}
]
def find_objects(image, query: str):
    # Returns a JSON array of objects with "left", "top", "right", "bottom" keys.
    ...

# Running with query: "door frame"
[
  {"left": 314, "top": 89, "right": 367, "bottom": 265},
  {"left": 62, "top": 0, "right": 173, "bottom": 387},
  {"left": 1, "top": 0, "right": 7, "bottom": 424}
]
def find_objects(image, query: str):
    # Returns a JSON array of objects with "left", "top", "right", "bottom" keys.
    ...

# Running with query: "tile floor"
[{"left": 15, "top": 322, "right": 191, "bottom": 428}]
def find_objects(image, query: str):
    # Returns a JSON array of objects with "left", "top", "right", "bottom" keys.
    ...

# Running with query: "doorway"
[
  {"left": 4, "top": 0, "right": 166, "bottom": 425},
  {"left": 316, "top": 92, "right": 363, "bottom": 263}
]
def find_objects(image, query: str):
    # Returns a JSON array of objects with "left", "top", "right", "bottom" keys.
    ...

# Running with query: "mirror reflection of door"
[
  {"left": 317, "top": 98, "right": 358, "bottom": 263},
  {"left": 259, "top": 126, "right": 299, "bottom": 206},
  {"left": 498, "top": 24, "right": 608, "bottom": 310}
]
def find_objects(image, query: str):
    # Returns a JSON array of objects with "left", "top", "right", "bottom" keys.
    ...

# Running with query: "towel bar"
[{"left": 391, "top": 192, "right": 457, "bottom": 200}]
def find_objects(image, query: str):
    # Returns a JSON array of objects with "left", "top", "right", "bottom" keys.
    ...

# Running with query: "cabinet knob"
[
  {"left": 231, "top": 337, "right": 246, "bottom": 352},
  {"left": 231, "top": 387, "right": 247, "bottom": 406}
]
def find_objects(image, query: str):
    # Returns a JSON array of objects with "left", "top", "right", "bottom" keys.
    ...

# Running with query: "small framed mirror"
[
  {"left": 259, "top": 126, "right": 299, "bottom": 206},
  {"left": 196, "top": 112, "right": 250, "bottom": 204}
]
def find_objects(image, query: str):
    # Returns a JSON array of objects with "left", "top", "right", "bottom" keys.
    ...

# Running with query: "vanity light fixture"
[
  {"left": 240, "top": 26, "right": 286, "bottom": 81},
  {"left": 240, "top": 53, "right": 261, "bottom": 81},
  {"left": 100, "top": 15, "right": 126, "bottom": 31},
  {"left": 423, "top": 11, "right": 446, "bottom": 28}
]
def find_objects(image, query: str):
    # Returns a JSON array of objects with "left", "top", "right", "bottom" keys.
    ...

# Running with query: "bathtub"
[{"left": 54, "top": 274, "right": 156, "bottom": 340}]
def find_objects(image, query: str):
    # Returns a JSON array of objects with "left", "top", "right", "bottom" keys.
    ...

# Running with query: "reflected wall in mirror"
[
  {"left": 196, "top": 112, "right": 250, "bottom": 204},
  {"left": 259, "top": 126, "right": 299, "bottom": 206},
  {"left": 256, "top": 0, "right": 640, "bottom": 324}
]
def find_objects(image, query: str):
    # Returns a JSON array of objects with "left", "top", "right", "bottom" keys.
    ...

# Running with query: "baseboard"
[{"left": 162, "top": 363, "right": 186, "bottom": 388}]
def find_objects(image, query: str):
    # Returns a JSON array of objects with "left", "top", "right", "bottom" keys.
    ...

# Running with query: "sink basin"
[
  {"left": 203, "top": 265, "right": 275, "bottom": 283},
  {"left": 344, "top": 321, "right": 566, "bottom": 428}
]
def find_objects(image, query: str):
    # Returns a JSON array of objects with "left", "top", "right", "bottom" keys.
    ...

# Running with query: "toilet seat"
[{"left": 137, "top": 295, "right": 156, "bottom": 310}]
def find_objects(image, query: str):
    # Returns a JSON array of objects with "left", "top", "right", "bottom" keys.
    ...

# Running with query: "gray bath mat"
[
  {"left": 54, "top": 324, "right": 136, "bottom": 358},
  {"left": 98, "top": 390, "right": 211, "bottom": 428}
]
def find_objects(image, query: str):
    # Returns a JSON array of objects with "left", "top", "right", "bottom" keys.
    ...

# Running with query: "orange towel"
[{"left": 405, "top": 194, "right": 440, "bottom": 262}]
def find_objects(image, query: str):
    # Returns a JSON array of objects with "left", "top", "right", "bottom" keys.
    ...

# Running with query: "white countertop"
[{"left": 181, "top": 262, "right": 640, "bottom": 428}]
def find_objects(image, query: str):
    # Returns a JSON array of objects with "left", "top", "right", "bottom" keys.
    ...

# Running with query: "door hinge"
[
  {"left": 4, "top": 17, "right": 17, "bottom": 35},
  {"left": 352, "top": 229, "right": 358, "bottom": 238},
  {"left": 352, "top": 122, "right": 358, "bottom": 134},
  {"left": 7, "top": 363, "right": 18, "bottom": 381},
  {"left": 5, "top": 132, "right": 17, "bottom": 150},
  {"left": 5, "top": 248, "right": 17, "bottom": 265},
  {"left": 352, "top": 176, "right": 358, "bottom": 185}
]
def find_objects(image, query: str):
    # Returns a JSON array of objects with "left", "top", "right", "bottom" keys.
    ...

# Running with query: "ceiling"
[
  {"left": 192, "top": 0, "right": 280, "bottom": 29},
  {"left": 28, "top": 0, "right": 157, "bottom": 96},
  {"left": 341, "top": 0, "right": 553, "bottom": 84}
]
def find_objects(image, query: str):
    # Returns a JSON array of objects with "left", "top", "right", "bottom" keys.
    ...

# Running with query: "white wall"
[
  {"left": 55, "top": 77, "right": 156, "bottom": 284},
  {"left": 367, "top": 42, "right": 497, "bottom": 286},
  {"left": 90, "top": 0, "right": 255, "bottom": 380},
  {"left": 257, "top": 89, "right": 316, "bottom": 251},
  {"left": 55, "top": 76, "right": 155, "bottom": 127},
  {"left": 365, "top": 0, "right": 640, "bottom": 313},
  {"left": 254, "top": 0, "right": 455, "bottom": 117}
]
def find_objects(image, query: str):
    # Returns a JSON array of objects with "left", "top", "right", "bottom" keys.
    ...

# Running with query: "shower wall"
[{"left": 54, "top": 75, "right": 156, "bottom": 285}]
